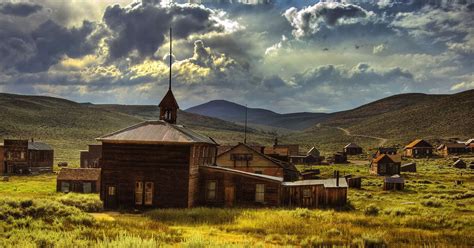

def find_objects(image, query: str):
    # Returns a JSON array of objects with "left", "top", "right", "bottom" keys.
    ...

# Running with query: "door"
[
  {"left": 105, "top": 185, "right": 117, "bottom": 209},
  {"left": 225, "top": 186, "right": 235, "bottom": 207}
]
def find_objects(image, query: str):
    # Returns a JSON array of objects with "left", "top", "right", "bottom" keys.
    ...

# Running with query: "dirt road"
[{"left": 336, "top": 127, "right": 388, "bottom": 147}]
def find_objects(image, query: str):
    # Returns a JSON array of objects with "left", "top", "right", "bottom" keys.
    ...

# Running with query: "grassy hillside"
[{"left": 0, "top": 94, "right": 272, "bottom": 166}]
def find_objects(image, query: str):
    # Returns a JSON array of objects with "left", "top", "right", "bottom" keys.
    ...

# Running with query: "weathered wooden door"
[
  {"left": 225, "top": 186, "right": 235, "bottom": 207},
  {"left": 105, "top": 185, "right": 117, "bottom": 209}
]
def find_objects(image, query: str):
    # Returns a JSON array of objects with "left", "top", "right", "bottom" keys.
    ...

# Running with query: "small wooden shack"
[
  {"left": 301, "top": 169, "right": 320, "bottom": 180},
  {"left": 345, "top": 175, "right": 362, "bottom": 189},
  {"left": 437, "top": 143, "right": 468, "bottom": 157},
  {"left": 404, "top": 139, "right": 434, "bottom": 158},
  {"left": 289, "top": 147, "right": 322, "bottom": 165},
  {"left": 57, "top": 168, "right": 101, "bottom": 193},
  {"left": 80, "top": 144, "right": 102, "bottom": 168},
  {"left": 401, "top": 162, "right": 417, "bottom": 172},
  {"left": 282, "top": 176, "right": 348, "bottom": 208},
  {"left": 370, "top": 154, "right": 401, "bottom": 176},
  {"left": 344, "top": 143, "right": 363, "bottom": 155},
  {"left": 453, "top": 159, "right": 467, "bottom": 169},
  {"left": 3, "top": 139, "right": 54, "bottom": 174},
  {"left": 330, "top": 152, "right": 347, "bottom": 164},
  {"left": 216, "top": 142, "right": 300, "bottom": 181},
  {"left": 264, "top": 138, "right": 300, "bottom": 162},
  {"left": 383, "top": 175, "right": 404, "bottom": 190},
  {"left": 374, "top": 147, "right": 398, "bottom": 158}
]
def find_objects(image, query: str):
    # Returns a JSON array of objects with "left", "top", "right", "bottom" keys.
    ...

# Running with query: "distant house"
[
  {"left": 216, "top": 142, "right": 300, "bottom": 181},
  {"left": 345, "top": 175, "right": 362, "bottom": 189},
  {"left": 330, "top": 152, "right": 347, "bottom": 164},
  {"left": 217, "top": 143, "right": 265, "bottom": 156},
  {"left": 383, "top": 175, "right": 404, "bottom": 190},
  {"left": 403, "top": 139, "right": 434, "bottom": 158},
  {"left": 374, "top": 147, "right": 398, "bottom": 158},
  {"left": 465, "top": 139, "right": 474, "bottom": 152},
  {"left": 80, "top": 144, "right": 102, "bottom": 168},
  {"left": 289, "top": 147, "right": 322, "bottom": 165},
  {"left": 437, "top": 143, "right": 468, "bottom": 157},
  {"left": 264, "top": 138, "right": 299, "bottom": 162},
  {"left": 344, "top": 143, "right": 363, "bottom": 155},
  {"left": 370, "top": 154, "right": 401, "bottom": 176},
  {"left": 2, "top": 139, "right": 54, "bottom": 174},
  {"left": 57, "top": 168, "right": 101, "bottom": 193},
  {"left": 453, "top": 159, "right": 467, "bottom": 169}
]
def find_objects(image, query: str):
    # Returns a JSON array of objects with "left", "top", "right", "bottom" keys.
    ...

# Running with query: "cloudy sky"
[{"left": 0, "top": 0, "right": 473, "bottom": 113}]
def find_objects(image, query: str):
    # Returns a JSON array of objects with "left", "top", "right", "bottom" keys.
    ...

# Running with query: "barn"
[
  {"left": 403, "top": 139, "right": 434, "bottom": 158},
  {"left": 57, "top": 168, "right": 101, "bottom": 193}
]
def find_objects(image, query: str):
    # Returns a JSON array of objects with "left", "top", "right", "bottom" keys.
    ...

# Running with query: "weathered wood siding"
[
  {"left": 217, "top": 145, "right": 284, "bottom": 177},
  {"left": 282, "top": 185, "right": 325, "bottom": 208},
  {"left": 100, "top": 143, "right": 192, "bottom": 209},
  {"left": 199, "top": 167, "right": 281, "bottom": 207},
  {"left": 0, "top": 145, "right": 4, "bottom": 175},
  {"left": 57, "top": 180, "right": 99, "bottom": 193}
]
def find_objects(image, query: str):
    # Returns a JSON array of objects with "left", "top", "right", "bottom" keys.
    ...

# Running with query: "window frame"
[
  {"left": 255, "top": 184, "right": 265, "bottom": 203},
  {"left": 144, "top": 182, "right": 154, "bottom": 206},
  {"left": 135, "top": 181, "right": 143, "bottom": 205},
  {"left": 206, "top": 180, "right": 217, "bottom": 201}
]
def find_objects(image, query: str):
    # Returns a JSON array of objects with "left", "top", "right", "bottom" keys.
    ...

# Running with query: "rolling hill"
[{"left": 186, "top": 100, "right": 328, "bottom": 130}]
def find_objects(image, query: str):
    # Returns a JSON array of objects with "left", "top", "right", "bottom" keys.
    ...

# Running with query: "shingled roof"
[
  {"left": 28, "top": 142, "right": 53, "bottom": 151},
  {"left": 158, "top": 89, "right": 179, "bottom": 109},
  {"left": 57, "top": 168, "right": 101, "bottom": 181},
  {"left": 373, "top": 154, "right": 401, "bottom": 164},
  {"left": 96, "top": 120, "right": 217, "bottom": 145},
  {"left": 405, "top": 139, "right": 433, "bottom": 149},
  {"left": 344, "top": 143, "right": 361, "bottom": 148}
]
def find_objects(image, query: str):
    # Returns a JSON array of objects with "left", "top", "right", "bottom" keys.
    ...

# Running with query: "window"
[
  {"left": 144, "top": 182, "right": 154, "bottom": 206},
  {"left": 206, "top": 181, "right": 217, "bottom": 201},
  {"left": 20, "top": 152, "right": 25, "bottom": 160},
  {"left": 83, "top": 182, "right": 92, "bottom": 193},
  {"left": 255, "top": 184, "right": 265, "bottom": 203},
  {"left": 135, "top": 182, "right": 143, "bottom": 205},
  {"left": 61, "top": 182, "right": 70, "bottom": 193},
  {"left": 108, "top": 186, "right": 116, "bottom": 196},
  {"left": 231, "top": 154, "right": 253, "bottom": 161}
]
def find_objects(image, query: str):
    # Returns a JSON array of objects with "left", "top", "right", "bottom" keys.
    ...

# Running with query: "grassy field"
[{"left": 1, "top": 156, "right": 473, "bottom": 247}]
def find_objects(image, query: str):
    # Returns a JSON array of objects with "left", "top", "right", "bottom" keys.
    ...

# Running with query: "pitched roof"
[
  {"left": 219, "top": 142, "right": 298, "bottom": 172},
  {"left": 200, "top": 165, "right": 283, "bottom": 182},
  {"left": 454, "top": 159, "right": 466, "bottom": 165},
  {"left": 405, "top": 139, "right": 433, "bottom": 149},
  {"left": 443, "top": 143, "right": 467, "bottom": 148},
  {"left": 28, "top": 142, "right": 53, "bottom": 151},
  {"left": 465, "top": 139, "right": 474, "bottom": 145},
  {"left": 307, "top": 147, "right": 320, "bottom": 156},
  {"left": 373, "top": 154, "right": 401, "bottom": 163},
  {"left": 282, "top": 178, "right": 348, "bottom": 188},
  {"left": 158, "top": 89, "right": 179, "bottom": 109},
  {"left": 97, "top": 120, "right": 217, "bottom": 145},
  {"left": 57, "top": 168, "right": 101, "bottom": 181},
  {"left": 344, "top": 143, "right": 361, "bottom": 148}
]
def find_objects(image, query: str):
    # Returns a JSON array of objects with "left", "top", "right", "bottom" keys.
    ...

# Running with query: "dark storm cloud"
[
  {"left": 9, "top": 20, "right": 99, "bottom": 73},
  {"left": 284, "top": 1, "right": 368, "bottom": 38},
  {"left": 103, "top": 3, "right": 227, "bottom": 60},
  {"left": 0, "top": 2, "right": 43, "bottom": 17}
]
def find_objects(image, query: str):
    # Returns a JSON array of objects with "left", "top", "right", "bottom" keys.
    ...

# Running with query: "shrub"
[
  {"left": 353, "top": 233, "right": 387, "bottom": 248},
  {"left": 57, "top": 193, "right": 103, "bottom": 212},
  {"left": 364, "top": 204, "right": 380, "bottom": 216},
  {"left": 421, "top": 198, "right": 443, "bottom": 208}
]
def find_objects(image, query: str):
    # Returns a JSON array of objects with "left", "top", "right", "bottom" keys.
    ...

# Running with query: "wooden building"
[
  {"left": 383, "top": 175, "right": 404, "bottom": 190},
  {"left": 218, "top": 143, "right": 265, "bottom": 156},
  {"left": 301, "top": 169, "right": 320, "bottom": 180},
  {"left": 289, "top": 147, "right": 322, "bottom": 165},
  {"left": 281, "top": 176, "right": 348, "bottom": 208},
  {"left": 344, "top": 143, "right": 363, "bottom": 155},
  {"left": 264, "top": 138, "right": 299, "bottom": 162},
  {"left": 403, "top": 139, "right": 434, "bottom": 158},
  {"left": 400, "top": 162, "right": 416, "bottom": 172},
  {"left": 370, "top": 154, "right": 401, "bottom": 176},
  {"left": 373, "top": 147, "right": 398, "bottom": 158},
  {"left": 345, "top": 175, "right": 362, "bottom": 189},
  {"left": 2, "top": 139, "right": 53, "bottom": 174},
  {"left": 437, "top": 143, "right": 468, "bottom": 157},
  {"left": 329, "top": 152, "right": 347, "bottom": 164},
  {"left": 80, "top": 144, "right": 102, "bottom": 168},
  {"left": 57, "top": 168, "right": 101, "bottom": 193},
  {"left": 216, "top": 142, "right": 299, "bottom": 181},
  {"left": 453, "top": 159, "right": 467, "bottom": 169}
]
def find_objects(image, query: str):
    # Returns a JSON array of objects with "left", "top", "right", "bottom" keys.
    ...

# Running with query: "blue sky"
[{"left": 0, "top": 0, "right": 473, "bottom": 113}]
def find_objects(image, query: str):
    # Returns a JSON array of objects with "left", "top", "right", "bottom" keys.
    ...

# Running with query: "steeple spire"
[
  {"left": 169, "top": 27, "right": 172, "bottom": 91},
  {"left": 159, "top": 27, "right": 179, "bottom": 124}
]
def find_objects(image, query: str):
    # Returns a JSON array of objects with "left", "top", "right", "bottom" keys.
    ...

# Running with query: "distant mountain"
[{"left": 186, "top": 100, "right": 328, "bottom": 130}]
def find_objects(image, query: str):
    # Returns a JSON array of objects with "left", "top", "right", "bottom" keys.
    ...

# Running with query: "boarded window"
[
  {"left": 83, "top": 182, "right": 92, "bottom": 193},
  {"left": 255, "top": 184, "right": 265, "bottom": 203},
  {"left": 144, "top": 182, "right": 154, "bottom": 206},
  {"left": 231, "top": 153, "right": 253, "bottom": 161},
  {"left": 135, "top": 181, "right": 143, "bottom": 205},
  {"left": 61, "top": 182, "right": 70, "bottom": 193},
  {"left": 108, "top": 186, "right": 115, "bottom": 196},
  {"left": 206, "top": 181, "right": 217, "bottom": 201}
]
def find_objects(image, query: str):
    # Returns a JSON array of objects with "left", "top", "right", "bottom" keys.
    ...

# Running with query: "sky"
[{"left": 0, "top": 0, "right": 473, "bottom": 113}]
